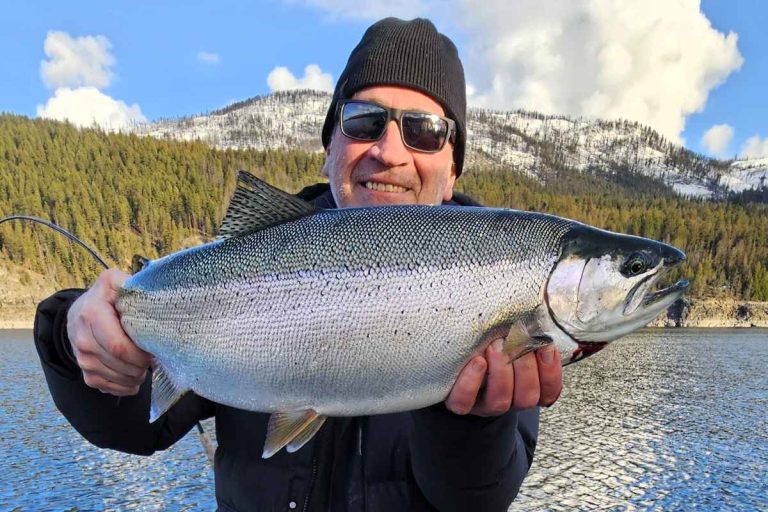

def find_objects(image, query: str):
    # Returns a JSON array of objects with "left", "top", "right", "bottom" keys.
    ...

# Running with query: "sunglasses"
[{"left": 337, "top": 100, "right": 456, "bottom": 153}]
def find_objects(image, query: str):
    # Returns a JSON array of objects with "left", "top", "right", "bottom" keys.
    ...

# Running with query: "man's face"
[{"left": 322, "top": 85, "right": 457, "bottom": 208}]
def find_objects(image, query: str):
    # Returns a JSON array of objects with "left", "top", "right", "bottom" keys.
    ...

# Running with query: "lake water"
[{"left": 1, "top": 329, "right": 766, "bottom": 511}]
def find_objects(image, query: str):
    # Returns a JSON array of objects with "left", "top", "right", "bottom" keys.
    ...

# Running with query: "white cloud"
[
  {"left": 267, "top": 64, "right": 334, "bottom": 92},
  {"left": 741, "top": 135, "right": 768, "bottom": 159},
  {"left": 36, "top": 87, "right": 146, "bottom": 131},
  {"left": 284, "top": 1, "right": 742, "bottom": 143},
  {"left": 198, "top": 51, "right": 220, "bottom": 64},
  {"left": 40, "top": 31, "right": 114, "bottom": 89},
  {"left": 701, "top": 124, "right": 734, "bottom": 157},
  {"left": 37, "top": 31, "right": 146, "bottom": 131},
  {"left": 455, "top": 0, "right": 744, "bottom": 143},
  {"left": 284, "top": 0, "right": 433, "bottom": 21}
]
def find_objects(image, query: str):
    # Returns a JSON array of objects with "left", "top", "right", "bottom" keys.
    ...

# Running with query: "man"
[{"left": 34, "top": 17, "right": 563, "bottom": 511}]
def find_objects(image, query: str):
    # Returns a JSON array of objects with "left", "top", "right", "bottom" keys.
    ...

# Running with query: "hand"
[
  {"left": 66, "top": 268, "right": 153, "bottom": 396},
  {"left": 445, "top": 340, "right": 563, "bottom": 416}
]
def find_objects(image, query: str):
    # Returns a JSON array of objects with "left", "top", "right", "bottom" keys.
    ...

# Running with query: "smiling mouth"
[{"left": 363, "top": 181, "right": 409, "bottom": 193}]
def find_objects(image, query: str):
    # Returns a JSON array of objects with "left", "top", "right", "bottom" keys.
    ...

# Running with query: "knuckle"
[
  {"left": 98, "top": 381, "right": 125, "bottom": 396},
  {"left": 108, "top": 340, "right": 127, "bottom": 360},
  {"left": 79, "top": 306, "right": 98, "bottom": 326},
  {"left": 446, "top": 398, "right": 472, "bottom": 416},
  {"left": 126, "top": 374, "right": 144, "bottom": 387},
  {"left": 491, "top": 399, "right": 512, "bottom": 415},
  {"left": 82, "top": 372, "right": 102, "bottom": 389},
  {"left": 520, "top": 390, "right": 540, "bottom": 410},
  {"left": 78, "top": 357, "right": 95, "bottom": 373}
]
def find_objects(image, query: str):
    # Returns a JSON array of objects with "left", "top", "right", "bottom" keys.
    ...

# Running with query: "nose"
[{"left": 367, "top": 120, "right": 410, "bottom": 167}]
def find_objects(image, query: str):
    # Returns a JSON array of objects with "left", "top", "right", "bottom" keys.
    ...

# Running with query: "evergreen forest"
[{"left": 1, "top": 115, "right": 766, "bottom": 300}]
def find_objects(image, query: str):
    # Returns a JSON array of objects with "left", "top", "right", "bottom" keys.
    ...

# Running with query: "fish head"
[{"left": 545, "top": 226, "right": 689, "bottom": 345}]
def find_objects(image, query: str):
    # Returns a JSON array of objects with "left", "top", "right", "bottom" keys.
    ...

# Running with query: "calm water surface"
[{"left": 1, "top": 329, "right": 766, "bottom": 511}]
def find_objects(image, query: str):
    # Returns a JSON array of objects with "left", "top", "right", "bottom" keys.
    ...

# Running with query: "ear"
[
  {"left": 322, "top": 128, "right": 339, "bottom": 178},
  {"left": 321, "top": 156, "right": 330, "bottom": 178},
  {"left": 442, "top": 163, "right": 458, "bottom": 202}
]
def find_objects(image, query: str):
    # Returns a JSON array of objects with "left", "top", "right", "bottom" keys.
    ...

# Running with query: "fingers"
[
  {"left": 511, "top": 352, "right": 541, "bottom": 411},
  {"left": 536, "top": 345, "right": 563, "bottom": 407},
  {"left": 67, "top": 269, "right": 151, "bottom": 396},
  {"left": 445, "top": 356, "right": 487, "bottom": 415},
  {"left": 90, "top": 308, "right": 153, "bottom": 369},
  {"left": 470, "top": 340, "right": 515, "bottom": 416},
  {"left": 444, "top": 339, "right": 566, "bottom": 417}
]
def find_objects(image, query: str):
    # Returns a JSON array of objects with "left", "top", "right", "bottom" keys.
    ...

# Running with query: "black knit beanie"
[{"left": 321, "top": 17, "right": 467, "bottom": 176}]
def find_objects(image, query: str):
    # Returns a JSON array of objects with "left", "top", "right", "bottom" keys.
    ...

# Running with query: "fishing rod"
[{"left": 0, "top": 214, "right": 216, "bottom": 465}]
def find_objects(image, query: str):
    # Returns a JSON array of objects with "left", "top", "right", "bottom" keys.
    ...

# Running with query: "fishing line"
[
  {"left": 0, "top": 214, "right": 216, "bottom": 466},
  {"left": 0, "top": 215, "right": 110, "bottom": 269}
]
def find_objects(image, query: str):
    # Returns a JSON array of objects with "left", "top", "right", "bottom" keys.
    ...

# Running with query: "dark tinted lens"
[
  {"left": 341, "top": 102, "right": 388, "bottom": 141},
  {"left": 401, "top": 113, "right": 448, "bottom": 152}
]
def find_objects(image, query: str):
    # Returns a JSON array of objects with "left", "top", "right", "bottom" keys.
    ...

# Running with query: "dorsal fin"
[
  {"left": 131, "top": 255, "right": 151, "bottom": 274},
  {"left": 217, "top": 171, "right": 316, "bottom": 239}
]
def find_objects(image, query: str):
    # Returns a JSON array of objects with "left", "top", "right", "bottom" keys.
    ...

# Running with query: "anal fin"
[
  {"left": 263, "top": 410, "right": 326, "bottom": 459},
  {"left": 286, "top": 415, "right": 327, "bottom": 453},
  {"left": 150, "top": 364, "right": 188, "bottom": 422}
]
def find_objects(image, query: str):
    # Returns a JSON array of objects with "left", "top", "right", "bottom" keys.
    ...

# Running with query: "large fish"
[{"left": 116, "top": 171, "right": 688, "bottom": 458}]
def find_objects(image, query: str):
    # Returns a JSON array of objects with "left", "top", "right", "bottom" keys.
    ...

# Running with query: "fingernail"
[
  {"left": 491, "top": 339, "right": 504, "bottom": 353},
  {"left": 540, "top": 346, "right": 555, "bottom": 364}
]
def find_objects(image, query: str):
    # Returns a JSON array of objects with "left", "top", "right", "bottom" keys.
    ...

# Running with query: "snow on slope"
[{"left": 130, "top": 90, "right": 765, "bottom": 199}]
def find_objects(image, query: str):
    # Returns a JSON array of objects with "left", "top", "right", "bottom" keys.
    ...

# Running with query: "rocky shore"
[
  {"left": 0, "top": 266, "right": 57, "bottom": 329},
  {"left": 649, "top": 297, "right": 768, "bottom": 328}
]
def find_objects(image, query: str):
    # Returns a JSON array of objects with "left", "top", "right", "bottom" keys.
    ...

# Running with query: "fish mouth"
[
  {"left": 641, "top": 279, "right": 689, "bottom": 308},
  {"left": 624, "top": 266, "right": 689, "bottom": 318}
]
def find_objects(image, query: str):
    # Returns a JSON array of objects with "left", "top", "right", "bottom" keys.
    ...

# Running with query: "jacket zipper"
[{"left": 301, "top": 453, "right": 318, "bottom": 512}]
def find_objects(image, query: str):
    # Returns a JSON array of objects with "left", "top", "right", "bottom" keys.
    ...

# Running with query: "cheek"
[
  {"left": 324, "top": 139, "right": 352, "bottom": 182},
  {"left": 415, "top": 153, "right": 455, "bottom": 193}
]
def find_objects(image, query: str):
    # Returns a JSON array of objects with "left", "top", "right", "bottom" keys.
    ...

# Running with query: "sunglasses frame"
[{"left": 337, "top": 99, "right": 456, "bottom": 153}]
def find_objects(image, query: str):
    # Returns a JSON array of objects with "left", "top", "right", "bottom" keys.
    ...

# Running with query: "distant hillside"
[
  {"left": 1, "top": 114, "right": 767, "bottom": 306},
  {"left": 0, "top": 114, "right": 324, "bottom": 288},
  {"left": 135, "top": 90, "right": 768, "bottom": 200}
]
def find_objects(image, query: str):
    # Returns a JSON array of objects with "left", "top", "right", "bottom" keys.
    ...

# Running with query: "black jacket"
[{"left": 33, "top": 185, "right": 540, "bottom": 511}]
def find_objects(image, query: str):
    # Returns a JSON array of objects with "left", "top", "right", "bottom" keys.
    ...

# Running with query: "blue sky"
[{"left": 2, "top": 0, "right": 766, "bottom": 159}]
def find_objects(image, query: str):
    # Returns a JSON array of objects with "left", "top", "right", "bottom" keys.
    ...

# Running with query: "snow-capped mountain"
[{"left": 133, "top": 90, "right": 768, "bottom": 199}]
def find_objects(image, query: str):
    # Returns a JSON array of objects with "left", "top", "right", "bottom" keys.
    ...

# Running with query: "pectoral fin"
[
  {"left": 149, "top": 364, "right": 189, "bottom": 422},
  {"left": 503, "top": 322, "right": 553, "bottom": 361},
  {"left": 263, "top": 409, "right": 327, "bottom": 459}
]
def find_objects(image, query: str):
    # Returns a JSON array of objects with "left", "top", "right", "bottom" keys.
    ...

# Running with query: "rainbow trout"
[{"left": 116, "top": 171, "right": 688, "bottom": 457}]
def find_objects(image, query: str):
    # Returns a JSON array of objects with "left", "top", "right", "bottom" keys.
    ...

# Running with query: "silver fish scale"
[{"left": 118, "top": 206, "right": 575, "bottom": 416}]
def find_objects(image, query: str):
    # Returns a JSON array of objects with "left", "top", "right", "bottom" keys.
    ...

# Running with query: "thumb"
[{"left": 94, "top": 268, "right": 131, "bottom": 303}]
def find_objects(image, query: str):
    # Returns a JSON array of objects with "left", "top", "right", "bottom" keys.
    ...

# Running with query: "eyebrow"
[{"left": 354, "top": 97, "right": 445, "bottom": 116}]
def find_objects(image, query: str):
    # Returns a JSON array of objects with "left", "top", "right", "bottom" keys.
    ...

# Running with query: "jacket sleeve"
[
  {"left": 409, "top": 404, "right": 539, "bottom": 511},
  {"left": 33, "top": 289, "right": 215, "bottom": 455}
]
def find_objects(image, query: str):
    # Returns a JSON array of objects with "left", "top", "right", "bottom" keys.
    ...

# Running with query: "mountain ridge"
[{"left": 133, "top": 89, "right": 768, "bottom": 199}]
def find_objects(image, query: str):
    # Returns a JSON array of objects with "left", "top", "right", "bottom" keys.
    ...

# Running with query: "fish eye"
[{"left": 621, "top": 254, "right": 648, "bottom": 277}]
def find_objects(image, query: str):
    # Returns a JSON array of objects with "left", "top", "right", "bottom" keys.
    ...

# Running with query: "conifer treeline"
[
  {"left": 0, "top": 115, "right": 324, "bottom": 286},
  {"left": 0, "top": 114, "right": 766, "bottom": 300}
]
